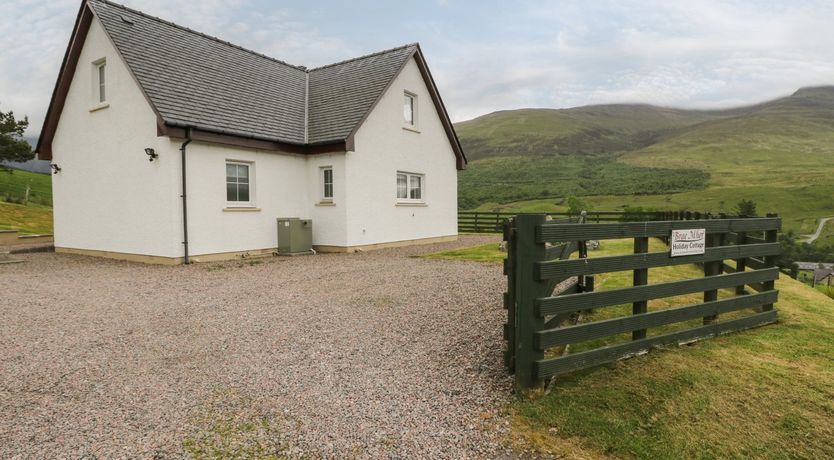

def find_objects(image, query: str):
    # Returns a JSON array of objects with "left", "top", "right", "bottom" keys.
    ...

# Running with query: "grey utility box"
[{"left": 276, "top": 218, "right": 313, "bottom": 255}]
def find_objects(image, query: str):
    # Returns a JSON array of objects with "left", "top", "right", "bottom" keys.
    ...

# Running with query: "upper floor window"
[
  {"left": 403, "top": 92, "right": 416, "bottom": 127},
  {"left": 226, "top": 161, "right": 253, "bottom": 206},
  {"left": 321, "top": 166, "right": 333, "bottom": 202},
  {"left": 94, "top": 59, "right": 107, "bottom": 103}
]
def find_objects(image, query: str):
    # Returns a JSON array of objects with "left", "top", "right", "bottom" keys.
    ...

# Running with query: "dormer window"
[{"left": 403, "top": 92, "right": 416, "bottom": 127}]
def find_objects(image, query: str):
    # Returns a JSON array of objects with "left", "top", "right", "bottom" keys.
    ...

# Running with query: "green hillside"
[
  {"left": 0, "top": 169, "right": 52, "bottom": 206},
  {"left": 457, "top": 86, "right": 834, "bottom": 238},
  {"left": 457, "top": 105, "right": 724, "bottom": 161}
]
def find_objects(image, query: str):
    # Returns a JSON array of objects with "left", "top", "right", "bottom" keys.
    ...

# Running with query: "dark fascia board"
[
  {"left": 412, "top": 46, "right": 467, "bottom": 170},
  {"left": 344, "top": 45, "right": 467, "bottom": 170},
  {"left": 37, "top": 0, "right": 168, "bottom": 160},
  {"left": 36, "top": 0, "right": 91, "bottom": 160},
  {"left": 163, "top": 124, "right": 345, "bottom": 155}
]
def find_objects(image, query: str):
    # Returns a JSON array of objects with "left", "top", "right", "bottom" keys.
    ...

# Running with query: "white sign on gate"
[{"left": 670, "top": 228, "right": 706, "bottom": 257}]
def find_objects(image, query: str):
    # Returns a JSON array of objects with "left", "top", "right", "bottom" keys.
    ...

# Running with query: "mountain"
[
  {"left": 456, "top": 104, "right": 724, "bottom": 161},
  {"left": 457, "top": 86, "right": 834, "bottom": 162},
  {"left": 455, "top": 86, "right": 834, "bottom": 240}
]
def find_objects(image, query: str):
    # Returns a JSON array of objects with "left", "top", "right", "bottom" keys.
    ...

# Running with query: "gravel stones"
[{"left": 0, "top": 236, "right": 514, "bottom": 458}]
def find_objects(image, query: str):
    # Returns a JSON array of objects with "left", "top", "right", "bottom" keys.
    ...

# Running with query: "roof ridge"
[
  {"left": 89, "top": 0, "right": 307, "bottom": 72},
  {"left": 310, "top": 43, "right": 418, "bottom": 72}
]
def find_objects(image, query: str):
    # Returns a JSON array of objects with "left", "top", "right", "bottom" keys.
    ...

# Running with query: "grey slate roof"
[
  {"left": 308, "top": 45, "right": 416, "bottom": 144},
  {"left": 814, "top": 268, "right": 834, "bottom": 283},
  {"left": 89, "top": 0, "right": 417, "bottom": 145},
  {"left": 795, "top": 261, "right": 834, "bottom": 271}
]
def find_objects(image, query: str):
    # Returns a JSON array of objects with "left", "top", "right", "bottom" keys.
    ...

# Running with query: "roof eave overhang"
[
  {"left": 35, "top": 0, "right": 92, "bottom": 161},
  {"left": 162, "top": 123, "right": 346, "bottom": 154},
  {"left": 411, "top": 46, "right": 467, "bottom": 170}
]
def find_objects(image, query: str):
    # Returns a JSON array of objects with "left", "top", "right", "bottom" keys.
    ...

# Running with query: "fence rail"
[
  {"left": 459, "top": 210, "right": 686, "bottom": 234},
  {"left": 503, "top": 212, "right": 781, "bottom": 391}
]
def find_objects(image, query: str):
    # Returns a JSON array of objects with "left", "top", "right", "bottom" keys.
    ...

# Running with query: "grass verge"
[
  {"left": 0, "top": 201, "right": 53, "bottom": 234},
  {"left": 427, "top": 239, "right": 834, "bottom": 458},
  {"left": 420, "top": 242, "right": 505, "bottom": 264}
]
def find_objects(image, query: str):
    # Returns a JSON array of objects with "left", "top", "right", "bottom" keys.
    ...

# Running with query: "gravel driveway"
[{"left": 0, "top": 235, "right": 514, "bottom": 458}]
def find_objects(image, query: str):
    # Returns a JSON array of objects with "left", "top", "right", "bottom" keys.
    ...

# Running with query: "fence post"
[
  {"left": 704, "top": 217, "right": 721, "bottom": 325},
  {"left": 503, "top": 218, "right": 516, "bottom": 373},
  {"left": 633, "top": 236, "right": 649, "bottom": 339},
  {"left": 762, "top": 213, "right": 780, "bottom": 311},
  {"left": 735, "top": 231, "right": 748, "bottom": 293},
  {"left": 514, "top": 214, "right": 548, "bottom": 391}
]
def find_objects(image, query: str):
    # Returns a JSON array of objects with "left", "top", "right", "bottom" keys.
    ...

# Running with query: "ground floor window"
[
  {"left": 226, "top": 161, "right": 253, "bottom": 205},
  {"left": 322, "top": 166, "right": 333, "bottom": 201},
  {"left": 397, "top": 172, "right": 424, "bottom": 202}
]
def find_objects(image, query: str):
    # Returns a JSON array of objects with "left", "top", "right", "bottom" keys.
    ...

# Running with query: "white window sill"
[
  {"left": 89, "top": 102, "right": 110, "bottom": 112},
  {"left": 402, "top": 126, "right": 420, "bottom": 134},
  {"left": 223, "top": 206, "right": 260, "bottom": 212},
  {"left": 315, "top": 201, "right": 336, "bottom": 207},
  {"left": 396, "top": 202, "right": 427, "bottom": 207}
]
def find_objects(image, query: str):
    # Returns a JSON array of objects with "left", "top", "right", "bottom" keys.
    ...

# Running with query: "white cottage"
[{"left": 37, "top": 0, "right": 466, "bottom": 264}]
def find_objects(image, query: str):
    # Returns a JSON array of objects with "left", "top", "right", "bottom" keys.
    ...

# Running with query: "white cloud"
[
  {"left": 2, "top": 0, "right": 833, "bottom": 135},
  {"left": 433, "top": 0, "right": 834, "bottom": 120}
]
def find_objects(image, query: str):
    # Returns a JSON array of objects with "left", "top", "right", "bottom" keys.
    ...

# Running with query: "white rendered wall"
[
  {"left": 51, "top": 17, "right": 180, "bottom": 257},
  {"left": 51, "top": 21, "right": 456, "bottom": 259},
  {"left": 345, "top": 57, "right": 459, "bottom": 247},
  {"left": 173, "top": 141, "right": 348, "bottom": 256},
  {"left": 306, "top": 153, "right": 348, "bottom": 247}
]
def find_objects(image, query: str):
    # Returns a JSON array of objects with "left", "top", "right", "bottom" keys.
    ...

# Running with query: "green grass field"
[
  {"left": 0, "top": 169, "right": 52, "bottom": 206},
  {"left": 424, "top": 241, "right": 834, "bottom": 458},
  {"left": 472, "top": 182, "right": 834, "bottom": 237},
  {"left": 0, "top": 170, "right": 53, "bottom": 234},
  {"left": 0, "top": 201, "right": 53, "bottom": 234}
]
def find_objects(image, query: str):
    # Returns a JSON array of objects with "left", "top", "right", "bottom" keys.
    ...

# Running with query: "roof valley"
[{"left": 304, "top": 71, "right": 309, "bottom": 143}]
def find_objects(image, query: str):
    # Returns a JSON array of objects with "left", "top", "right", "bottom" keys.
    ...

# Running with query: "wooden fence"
[
  {"left": 461, "top": 210, "right": 705, "bottom": 234},
  {"left": 503, "top": 213, "right": 781, "bottom": 391}
]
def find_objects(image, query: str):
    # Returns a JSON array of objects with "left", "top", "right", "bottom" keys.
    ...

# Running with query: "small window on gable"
[
  {"left": 321, "top": 166, "right": 333, "bottom": 202},
  {"left": 403, "top": 92, "right": 416, "bottom": 127},
  {"left": 94, "top": 59, "right": 107, "bottom": 104},
  {"left": 226, "top": 161, "right": 253, "bottom": 206}
]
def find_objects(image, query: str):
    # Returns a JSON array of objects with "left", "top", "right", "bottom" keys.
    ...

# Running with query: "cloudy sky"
[{"left": 2, "top": 0, "right": 834, "bottom": 137}]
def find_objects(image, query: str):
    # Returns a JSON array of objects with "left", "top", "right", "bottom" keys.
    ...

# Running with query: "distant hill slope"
[
  {"left": 456, "top": 104, "right": 726, "bottom": 161},
  {"left": 621, "top": 87, "right": 834, "bottom": 189},
  {"left": 455, "top": 86, "right": 834, "bottom": 237},
  {"left": 456, "top": 88, "right": 831, "bottom": 161}
]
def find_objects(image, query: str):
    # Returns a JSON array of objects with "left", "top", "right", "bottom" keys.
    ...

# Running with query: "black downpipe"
[{"left": 180, "top": 129, "right": 192, "bottom": 264}]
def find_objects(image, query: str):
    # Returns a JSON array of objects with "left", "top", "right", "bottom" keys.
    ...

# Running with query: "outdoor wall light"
[
  {"left": 144, "top": 148, "right": 158, "bottom": 162},
  {"left": 50, "top": 164, "right": 61, "bottom": 175}
]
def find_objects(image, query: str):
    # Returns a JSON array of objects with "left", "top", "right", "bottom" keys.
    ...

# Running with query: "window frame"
[
  {"left": 93, "top": 58, "right": 107, "bottom": 104},
  {"left": 396, "top": 171, "right": 425, "bottom": 203},
  {"left": 403, "top": 91, "right": 417, "bottom": 128},
  {"left": 225, "top": 160, "right": 255, "bottom": 207},
  {"left": 320, "top": 166, "right": 334, "bottom": 202}
]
